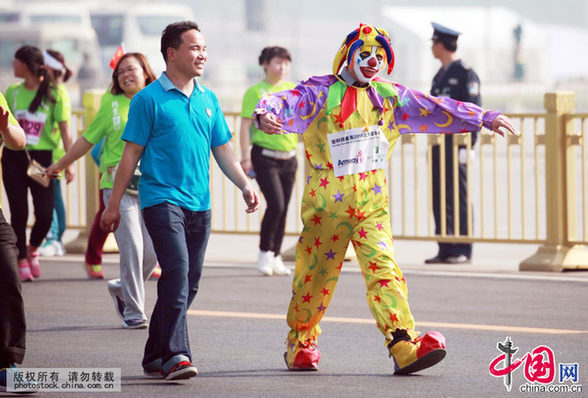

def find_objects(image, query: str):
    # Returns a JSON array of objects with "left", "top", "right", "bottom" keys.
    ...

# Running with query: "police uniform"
[{"left": 428, "top": 22, "right": 481, "bottom": 263}]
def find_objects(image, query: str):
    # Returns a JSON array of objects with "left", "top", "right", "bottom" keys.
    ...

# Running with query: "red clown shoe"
[
  {"left": 284, "top": 341, "right": 321, "bottom": 371},
  {"left": 388, "top": 329, "right": 446, "bottom": 375}
]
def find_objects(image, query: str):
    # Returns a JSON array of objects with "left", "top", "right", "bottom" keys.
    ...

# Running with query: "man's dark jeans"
[{"left": 141, "top": 202, "right": 211, "bottom": 374}]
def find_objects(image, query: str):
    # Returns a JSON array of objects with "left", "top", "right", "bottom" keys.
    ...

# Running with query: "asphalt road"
[{"left": 5, "top": 247, "right": 588, "bottom": 398}]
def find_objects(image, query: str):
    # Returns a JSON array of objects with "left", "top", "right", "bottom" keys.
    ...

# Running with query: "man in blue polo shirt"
[{"left": 101, "top": 21, "right": 259, "bottom": 381}]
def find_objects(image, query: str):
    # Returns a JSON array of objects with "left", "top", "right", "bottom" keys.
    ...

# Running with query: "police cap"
[{"left": 431, "top": 22, "right": 460, "bottom": 42}]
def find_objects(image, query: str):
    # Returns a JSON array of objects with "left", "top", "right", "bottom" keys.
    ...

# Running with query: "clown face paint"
[{"left": 351, "top": 45, "right": 386, "bottom": 84}]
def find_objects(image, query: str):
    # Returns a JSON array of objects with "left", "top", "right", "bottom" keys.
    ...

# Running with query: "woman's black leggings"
[
  {"left": 1, "top": 147, "right": 54, "bottom": 260},
  {"left": 251, "top": 145, "right": 297, "bottom": 255}
]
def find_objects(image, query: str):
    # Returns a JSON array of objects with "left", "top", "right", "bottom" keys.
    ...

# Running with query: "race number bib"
[
  {"left": 15, "top": 109, "right": 46, "bottom": 146},
  {"left": 328, "top": 125, "right": 389, "bottom": 177}
]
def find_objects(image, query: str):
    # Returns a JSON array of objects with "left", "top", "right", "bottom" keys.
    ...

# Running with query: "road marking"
[
  {"left": 187, "top": 310, "right": 587, "bottom": 335},
  {"left": 202, "top": 262, "right": 588, "bottom": 283},
  {"left": 402, "top": 270, "right": 588, "bottom": 284}
]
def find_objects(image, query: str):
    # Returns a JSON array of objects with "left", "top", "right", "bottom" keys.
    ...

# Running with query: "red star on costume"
[
  {"left": 336, "top": 263, "right": 343, "bottom": 271},
  {"left": 331, "top": 234, "right": 340, "bottom": 242},
  {"left": 345, "top": 205, "right": 356, "bottom": 218},
  {"left": 358, "top": 227, "right": 368, "bottom": 239},
  {"left": 309, "top": 189, "right": 316, "bottom": 198},
  {"left": 319, "top": 177, "right": 330, "bottom": 189},
  {"left": 419, "top": 124, "right": 428, "bottom": 132},
  {"left": 355, "top": 241, "right": 363, "bottom": 248},
  {"left": 337, "top": 176, "right": 345, "bottom": 182},
  {"left": 352, "top": 184, "right": 358, "bottom": 192},
  {"left": 460, "top": 128, "right": 468, "bottom": 133},
  {"left": 302, "top": 293, "right": 313, "bottom": 303},
  {"left": 375, "top": 222, "right": 383, "bottom": 231},
  {"left": 298, "top": 101, "right": 306, "bottom": 109},
  {"left": 373, "top": 295, "right": 381, "bottom": 303},
  {"left": 368, "top": 261, "right": 380, "bottom": 273},
  {"left": 327, "top": 162, "right": 333, "bottom": 169},
  {"left": 333, "top": 112, "right": 344, "bottom": 127},
  {"left": 355, "top": 209, "right": 366, "bottom": 221},
  {"left": 359, "top": 172, "right": 367, "bottom": 181},
  {"left": 304, "top": 274, "right": 312, "bottom": 283},
  {"left": 295, "top": 304, "right": 300, "bottom": 312},
  {"left": 321, "top": 288, "right": 330, "bottom": 296},
  {"left": 305, "top": 150, "right": 312, "bottom": 162},
  {"left": 379, "top": 279, "right": 391, "bottom": 287},
  {"left": 305, "top": 246, "right": 312, "bottom": 254},
  {"left": 390, "top": 313, "right": 399, "bottom": 322},
  {"left": 311, "top": 214, "right": 322, "bottom": 225},
  {"left": 313, "top": 237, "right": 322, "bottom": 249},
  {"left": 402, "top": 112, "right": 409, "bottom": 120}
]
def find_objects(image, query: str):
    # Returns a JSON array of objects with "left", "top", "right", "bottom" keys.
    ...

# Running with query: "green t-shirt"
[
  {"left": 52, "top": 84, "right": 72, "bottom": 163},
  {"left": 0, "top": 92, "right": 19, "bottom": 211},
  {"left": 240, "top": 80, "right": 298, "bottom": 152},
  {"left": 82, "top": 92, "right": 130, "bottom": 190},
  {"left": 5, "top": 82, "right": 69, "bottom": 151}
]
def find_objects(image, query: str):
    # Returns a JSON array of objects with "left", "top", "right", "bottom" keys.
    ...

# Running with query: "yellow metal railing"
[{"left": 2, "top": 91, "right": 587, "bottom": 271}]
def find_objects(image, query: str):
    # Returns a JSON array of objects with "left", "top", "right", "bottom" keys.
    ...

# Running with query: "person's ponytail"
[{"left": 28, "top": 65, "right": 56, "bottom": 113}]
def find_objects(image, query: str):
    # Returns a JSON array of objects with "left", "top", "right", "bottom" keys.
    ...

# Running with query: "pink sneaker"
[
  {"left": 18, "top": 261, "right": 34, "bottom": 282},
  {"left": 28, "top": 251, "right": 41, "bottom": 278}
]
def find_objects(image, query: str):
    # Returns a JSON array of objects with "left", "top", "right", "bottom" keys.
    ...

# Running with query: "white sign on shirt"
[{"left": 327, "top": 125, "right": 389, "bottom": 177}]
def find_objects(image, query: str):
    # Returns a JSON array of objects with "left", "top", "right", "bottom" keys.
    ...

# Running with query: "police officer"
[{"left": 426, "top": 22, "right": 480, "bottom": 264}]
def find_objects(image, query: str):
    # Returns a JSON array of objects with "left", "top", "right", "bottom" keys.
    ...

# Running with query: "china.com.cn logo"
[{"left": 489, "top": 337, "right": 581, "bottom": 393}]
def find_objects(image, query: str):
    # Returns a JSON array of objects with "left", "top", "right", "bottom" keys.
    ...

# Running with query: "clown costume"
[{"left": 254, "top": 24, "right": 517, "bottom": 375}]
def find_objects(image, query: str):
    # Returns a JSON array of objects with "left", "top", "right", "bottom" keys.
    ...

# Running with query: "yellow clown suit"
[{"left": 254, "top": 24, "right": 505, "bottom": 375}]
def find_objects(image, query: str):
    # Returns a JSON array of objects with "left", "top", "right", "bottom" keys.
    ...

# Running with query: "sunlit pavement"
[{"left": 11, "top": 234, "right": 588, "bottom": 397}]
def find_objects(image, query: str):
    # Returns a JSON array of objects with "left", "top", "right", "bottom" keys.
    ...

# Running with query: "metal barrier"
[{"left": 2, "top": 91, "right": 587, "bottom": 271}]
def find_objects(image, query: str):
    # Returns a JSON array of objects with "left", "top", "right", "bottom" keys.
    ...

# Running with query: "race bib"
[
  {"left": 328, "top": 125, "right": 389, "bottom": 177},
  {"left": 15, "top": 109, "right": 46, "bottom": 146}
]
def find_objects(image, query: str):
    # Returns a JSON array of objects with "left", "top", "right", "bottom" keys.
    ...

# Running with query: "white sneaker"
[
  {"left": 273, "top": 255, "right": 291, "bottom": 276},
  {"left": 54, "top": 241, "right": 65, "bottom": 256},
  {"left": 257, "top": 250, "right": 274, "bottom": 276},
  {"left": 38, "top": 240, "right": 57, "bottom": 256}
]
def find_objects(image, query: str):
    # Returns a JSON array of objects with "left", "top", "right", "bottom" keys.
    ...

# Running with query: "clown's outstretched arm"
[
  {"left": 254, "top": 80, "right": 330, "bottom": 135},
  {"left": 391, "top": 82, "right": 518, "bottom": 137}
]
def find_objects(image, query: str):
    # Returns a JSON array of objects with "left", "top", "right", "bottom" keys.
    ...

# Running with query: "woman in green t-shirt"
[
  {"left": 39, "top": 49, "right": 73, "bottom": 258},
  {"left": 46, "top": 53, "right": 159, "bottom": 329},
  {"left": 2, "top": 45, "right": 74, "bottom": 282},
  {"left": 239, "top": 46, "right": 298, "bottom": 277}
]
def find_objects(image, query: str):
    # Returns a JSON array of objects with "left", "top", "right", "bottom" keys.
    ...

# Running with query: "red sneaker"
[
  {"left": 85, "top": 263, "right": 104, "bottom": 279},
  {"left": 149, "top": 265, "right": 161, "bottom": 280},
  {"left": 165, "top": 361, "right": 198, "bottom": 380}
]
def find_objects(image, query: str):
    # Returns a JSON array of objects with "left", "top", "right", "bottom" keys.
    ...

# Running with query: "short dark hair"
[
  {"left": 110, "top": 52, "right": 157, "bottom": 95},
  {"left": 258, "top": 46, "right": 291, "bottom": 66},
  {"left": 435, "top": 38, "right": 457, "bottom": 53},
  {"left": 160, "top": 20, "right": 200, "bottom": 63}
]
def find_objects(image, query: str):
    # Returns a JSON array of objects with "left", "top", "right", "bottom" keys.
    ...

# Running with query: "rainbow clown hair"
[{"left": 332, "top": 23, "right": 395, "bottom": 76}]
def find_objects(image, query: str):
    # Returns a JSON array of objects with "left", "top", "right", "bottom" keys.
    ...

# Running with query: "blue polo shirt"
[{"left": 122, "top": 72, "right": 231, "bottom": 211}]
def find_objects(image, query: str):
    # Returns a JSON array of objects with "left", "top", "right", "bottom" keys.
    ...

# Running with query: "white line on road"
[{"left": 187, "top": 309, "right": 588, "bottom": 335}]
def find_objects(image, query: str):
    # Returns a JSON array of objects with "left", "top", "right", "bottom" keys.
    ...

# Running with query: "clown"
[{"left": 255, "top": 24, "right": 517, "bottom": 374}]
